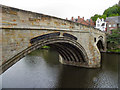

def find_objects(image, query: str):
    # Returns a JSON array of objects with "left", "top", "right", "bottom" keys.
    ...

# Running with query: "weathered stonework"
[
  {"left": 0, "top": 5, "right": 106, "bottom": 74},
  {"left": 0, "top": 6, "right": 2, "bottom": 74}
]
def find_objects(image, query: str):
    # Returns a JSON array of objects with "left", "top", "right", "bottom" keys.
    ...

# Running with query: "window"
[
  {"left": 113, "top": 24, "right": 116, "bottom": 27},
  {"left": 109, "top": 25, "right": 111, "bottom": 27},
  {"left": 101, "top": 23, "right": 105, "bottom": 26},
  {"left": 119, "top": 24, "right": 120, "bottom": 27},
  {"left": 97, "top": 24, "right": 100, "bottom": 27}
]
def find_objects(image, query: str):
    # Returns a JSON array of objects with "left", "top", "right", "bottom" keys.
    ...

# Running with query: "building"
[
  {"left": 105, "top": 16, "right": 120, "bottom": 34},
  {"left": 95, "top": 18, "right": 107, "bottom": 31},
  {"left": 69, "top": 16, "right": 95, "bottom": 27},
  {"left": 86, "top": 18, "right": 95, "bottom": 27}
]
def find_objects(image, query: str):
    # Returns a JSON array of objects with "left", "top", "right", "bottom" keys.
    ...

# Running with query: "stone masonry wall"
[
  {"left": 0, "top": 6, "right": 2, "bottom": 66},
  {"left": 2, "top": 29, "right": 102, "bottom": 67}
]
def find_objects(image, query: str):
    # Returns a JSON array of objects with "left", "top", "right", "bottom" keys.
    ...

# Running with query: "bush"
[{"left": 107, "top": 28, "right": 120, "bottom": 50}]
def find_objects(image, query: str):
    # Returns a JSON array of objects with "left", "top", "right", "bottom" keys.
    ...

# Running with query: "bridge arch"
[
  {"left": 3, "top": 37, "right": 89, "bottom": 71},
  {"left": 2, "top": 36, "right": 89, "bottom": 73},
  {"left": 29, "top": 36, "right": 89, "bottom": 64},
  {"left": 97, "top": 36, "right": 104, "bottom": 52}
]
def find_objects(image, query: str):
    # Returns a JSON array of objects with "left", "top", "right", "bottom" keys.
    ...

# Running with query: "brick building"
[{"left": 69, "top": 16, "right": 95, "bottom": 27}]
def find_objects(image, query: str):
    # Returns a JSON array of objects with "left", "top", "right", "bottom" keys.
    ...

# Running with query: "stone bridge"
[{"left": 0, "top": 5, "right": 106, "bottom": 74}]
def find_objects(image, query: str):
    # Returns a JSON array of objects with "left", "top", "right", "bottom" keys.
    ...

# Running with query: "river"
[{"left": 0, "top": 48, "right": 119, "bottom": 88}]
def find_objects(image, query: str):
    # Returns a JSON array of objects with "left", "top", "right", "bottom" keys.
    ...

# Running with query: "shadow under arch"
[
  {"left": 97, "top": 36, "right": 105, "bottom": 52},
  {"left": 2, "top": 37, "right": 89, "bottom": 74},
  {"left": 30, "top": 37, "right": 89, "bottom": 65},
  {"left": 97, "top": 40, "right": 104, "bottom": 52}
]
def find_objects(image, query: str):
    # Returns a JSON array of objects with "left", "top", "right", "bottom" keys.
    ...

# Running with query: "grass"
[
  {"left": 107, "top": 49, "right": 120, "bottom": 53},
  {"left": 41, "top": 46, "right": 50, "bottom": 49}
]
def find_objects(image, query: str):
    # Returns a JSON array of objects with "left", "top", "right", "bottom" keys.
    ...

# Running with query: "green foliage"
[
  {"left": 101, "top": 15, "right": 107, "bottom": 19},
  {"left": 103, "top": 4, "right": 120, "bottom": 17},
  {"left": 107, "top": 29, "right": 120, "bottom": 50},
  {"left": 91, "top": 3, "right": 120, "bottom": 22},
  {"left": 91, "top": 14, "right": 101, "bottom": 22},
  {"left": 107, "top": 49, "right": 120, "bottom": 53},
  {"left": 91, "top": 14, "right": 107, "bottom": 22},
  {"left": 41, "top": 46, "right": 50, "bottom": 49}
]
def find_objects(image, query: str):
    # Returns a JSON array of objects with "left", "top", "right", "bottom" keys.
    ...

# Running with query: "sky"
[{"left": 0, "top": 0, "right": 119, "bottom": 20}]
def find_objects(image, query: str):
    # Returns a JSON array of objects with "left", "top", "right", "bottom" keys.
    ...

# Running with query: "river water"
[{"left": 1, "top": 48, "right": 119, "bottom": 88}]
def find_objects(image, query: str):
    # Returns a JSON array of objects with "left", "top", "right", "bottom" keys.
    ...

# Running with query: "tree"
[
  {"left": 103, "top": 4, "right": 120, "bottom": 17},
  {"left": 91, "top": 14, "right": 102, "bottom": 22},
  {"left": 91, "top": 14, "right": 107, "bottom": 23},
  {"left": 107, "top": 28, "right": 120, "bottom": 49},
  {"left": 91, "top": 3, "right": 120, "bottom": 22}
]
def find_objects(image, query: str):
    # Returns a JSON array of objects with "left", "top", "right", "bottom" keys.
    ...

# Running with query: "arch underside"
[
  {"left": 97, "top": 40, "right": 104, "bottom": 52},
  {"left": 1, "top": 37, "right": 89, "bottom": 74},
  {"left": 31, "top": 37, "right": 89, "bottom": 66}
]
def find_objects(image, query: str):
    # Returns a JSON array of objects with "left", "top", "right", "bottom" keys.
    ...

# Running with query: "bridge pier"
[{"left": 59, "top": 51, "right": 101, "bottom": 68}]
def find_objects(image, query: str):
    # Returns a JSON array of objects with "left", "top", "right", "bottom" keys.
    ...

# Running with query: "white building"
[{"left": 95, "top": 18, "right": 106, "bottom": 31}]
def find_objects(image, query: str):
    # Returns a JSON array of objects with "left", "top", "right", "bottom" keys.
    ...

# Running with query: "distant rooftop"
[{"left": 105, "top": 16, "right": 120, "bottom": 24}]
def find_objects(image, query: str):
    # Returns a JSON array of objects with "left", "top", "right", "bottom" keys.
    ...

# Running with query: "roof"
[{"left": 105, "top": 16, "right": 120, "bottom": 24}]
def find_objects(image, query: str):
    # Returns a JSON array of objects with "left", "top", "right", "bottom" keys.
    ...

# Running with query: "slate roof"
[{"left": 105, "top": 16, "right": 120, "bottom": 24}]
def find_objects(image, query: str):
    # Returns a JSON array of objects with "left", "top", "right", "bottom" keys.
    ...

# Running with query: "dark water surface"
[{"left": 1, "top": 49, "right": 119, "bottom": 88}]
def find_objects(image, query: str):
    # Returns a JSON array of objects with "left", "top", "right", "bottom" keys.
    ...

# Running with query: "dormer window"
[
  {"left": 97, "top": 24, "right": 100, "bottom": 27},
  {"left": 101, "top": 23, "right": 105, "bottom": 26}
]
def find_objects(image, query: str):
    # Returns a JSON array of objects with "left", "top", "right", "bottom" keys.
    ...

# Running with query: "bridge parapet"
[{"left": 1, "top": 5, "right": 105, "bottom": 34}]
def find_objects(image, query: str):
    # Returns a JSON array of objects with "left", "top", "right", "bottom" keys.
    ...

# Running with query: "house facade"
[
  {"left": 105, "top": 16, "right": 120, "bottom": 34},
  {"left": 95, "top": 18, "right": 107, "bottom": 31}
]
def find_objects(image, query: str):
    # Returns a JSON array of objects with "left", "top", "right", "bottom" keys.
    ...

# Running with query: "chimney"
[
  {"left": 102, "top": 18, "right": 104, "bottom": 21},
  {"left": 71, "top": 17, "right": 74, "bottom": 21},
  {"left": 78, "top": 16, "right": 80, "bottom": 20},
  {"left": 86, "top": 19, "right": 89, "bottom": 23},
  {"left": 66, "top": 18, "right": 68, "bottom": 20},
  {"left": 82, "top": 17, "right": 84, "bottom": 20},
  {"left": 90, "top": 18, "right": 92, "bottom": 22}
]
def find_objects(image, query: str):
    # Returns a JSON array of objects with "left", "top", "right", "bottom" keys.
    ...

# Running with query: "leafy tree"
[
  {"left": 101, "top": 15, "right": 107, "bottom": 19},
  {"left": 91, "top": 14, "right": 107, "bottom": 22},
  {"left": 91, "top": 3, "right": 120, "bottom": 22},
  {"left": 103, "top": 4, "right": 120, "bottom": 17},
  {"left": 107, "top": 28, "right": 120, "bottom": 49},
  {"left": 91, "top": 14, "right": 102, "bottom": 22}
]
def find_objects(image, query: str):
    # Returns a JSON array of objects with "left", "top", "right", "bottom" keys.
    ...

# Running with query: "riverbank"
[
  {"left": 106, "top": 49, "right": 120, "bottom": 54},
  {"left": 42, "top": 45, "right": 120, "bottom": 54}
]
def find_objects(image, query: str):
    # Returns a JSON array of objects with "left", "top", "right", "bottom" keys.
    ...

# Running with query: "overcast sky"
[{"left": 0, "top": 0, "right": 119, "bottom": 20}]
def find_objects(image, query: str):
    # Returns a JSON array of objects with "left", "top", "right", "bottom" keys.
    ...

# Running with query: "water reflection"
[
  {"left": 0, "top": 74, "right": 2, "bottom": 90},
  {"left": 1, "top": 49, "right": 119, "bottom": 88}
]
